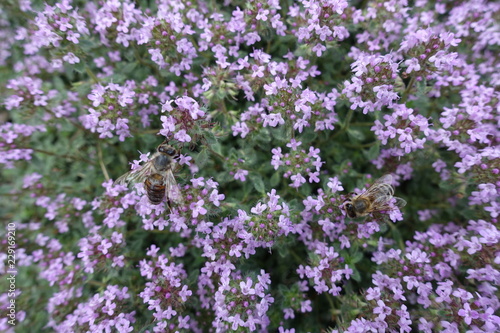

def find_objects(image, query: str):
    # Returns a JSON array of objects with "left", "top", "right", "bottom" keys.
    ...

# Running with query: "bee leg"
[
  {"left": 165, "top": 198, "right": 173, "bottom": 211},
  {"left": 172, "top": 163, "right": 183, "bottom": 173},
  {"left": 160, "top": 133, "right": 174, "bottom": 145}
]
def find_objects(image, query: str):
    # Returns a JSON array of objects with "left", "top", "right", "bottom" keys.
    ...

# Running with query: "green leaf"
[
  {"left": 270, "top": 171, "right": 281, "bottom": 187},
  {"left": 195, "top": 148, "right": 209, "bottom": 168},
  {"left": 79, "top": 39, "right": 95, "bottom": 53},
  {"left": 217, "top": 170, "right": 235, "bottom": 183},
  {"left": 52, "top": 76, "right": 66, "bottom": 92},
  {"left": 240, "top": 147, "right": 257, "bottom": 165},
  {"left": 249, "top": 173, "right": 265, "bottom": 193},
  {"left": 390, "top": 225, "right": 403, "bottom": 248},
  {"left": 346, "top": 128, "right": 365, "bottom": 142},
  {"left": 394, "top": 75, "right": 406, "bottom": 94},
  {"left": 210, "top": 142, "right": 223, "bottom": 155},
  {"left": 269, "top": 126, "right": 290, "bottom": 142},
  {"left": 363, "top": 142, "right": 380, "bottom": 160},
  {"left": 300, "top": 128, "right": 317, "bottom": 143},
  {"left": 299, "top": 182, "right": 312, "bottom": 196},
  {"left": 350, "top": 267, "right": 362, "bottom": 282},
  {"left": 204, "top": 130, "right": 218, "bottom": 145},
  {"left": 349, "top": 251, "right": 364, "bottom": 264},
  {"left": 71, "top": 61, "right": 86, "bottom": 74},
  {"left": 415, "top": 78, "right": 433, "bottom": 96},
  {"left": 254, "top": 128, "right": 271, "bottom": 144},
  {"left": 119, "top": 62, "right": 138, "bottom": 75}
]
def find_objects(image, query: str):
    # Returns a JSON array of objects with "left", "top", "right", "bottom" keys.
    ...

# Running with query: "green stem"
[
  {"left": 21, "top": 147, "right": 96, "bottom": 165},
  {"left": 289, "top": 249, "right": 303, "bottom": 263},
  {"left": 344, "top": 107, "right": 354, "bottom": 129},
  {"left": 342, "top": 141, "right": 377, "bottom": 149},
  {"left": 350, "top": 122, "right": 374, "bottom": 127},
  {"left": 400, "top": 76, "right": 416, "bottom": 104},
  {"left": 326, "top": 293, "right": 335, "bottom": 310},
  {"left": 206, "top": 146, "right": 225, "bottom": 161},
  {"left": 85, "top": 66, "right": 99, "bottom": 84},
  {"left": 97, "top": 141, "right": 110, "bottom": 181},
  {"left": 132, "top": 128, "right": 162, "bottom": 135},
  {"left": 332, "top": 107, "right": 355, "bottom": 139},
  {"left": 133, "top": 44, "right": 160, "bottom": 77},
  {"left": 86, "top": 280, "right": 106, "bottom": 287},
  {"left": 386, "top": 221, "right": 405, "bottom": 250}
]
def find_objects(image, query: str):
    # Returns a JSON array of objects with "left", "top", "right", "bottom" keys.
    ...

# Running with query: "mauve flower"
[
  {"left": 373, "top": 300, "right": 392, "bottom": 320},
  {"left": 290, "top": 173, "right": 306, "bottom": 188},
  {"left": 22, "top": 172, "right": 43, "bottom": 188},
  {"left": 173, "top": 129, "right": 191, "bottom": 142},
  {"left": 405, "top": 58, "right": 421, "bottom": 73},
  {"left": 190, "top": 199, "right": 207, "bottom": 218},
  {"left": 327, "top": 177, "right": 344, "bottom": 193},
  {"left": 286, "top": 139, "right": 301, "bottom": 150},
  {"left": 234, "top": 169, "right": 249, "bottom": 181}
]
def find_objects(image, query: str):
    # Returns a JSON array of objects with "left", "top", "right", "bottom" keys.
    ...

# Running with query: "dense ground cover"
[{"left": 1, "top": 0, "right": 499, "bottom": 332}]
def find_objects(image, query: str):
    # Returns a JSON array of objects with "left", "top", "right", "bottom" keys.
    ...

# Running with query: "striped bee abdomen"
[{"left": 144, "top": 173, "right": 166, "bottom": 205}]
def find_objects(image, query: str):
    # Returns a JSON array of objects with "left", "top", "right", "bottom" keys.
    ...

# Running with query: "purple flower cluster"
[
  {"left": 159, "top": 96, "right": 208, "bottom": 143},
  {"left": 213, "top": 270, "right": 274, "bottom": 331},
  {"left": 138, "top": 249, "right": 192, "bottom": 332},
  {"left": 271, "top": 139, "right": 324, "bottom": 188},
  {"left": 47, "top": 285, "right": 135, "bottom": 333},
  {"left": 79, "top": 83, "right": 134, "bottom": 141},
  {"left": 0, "top": 123, "right": 46, "bottom": 168},
  {"left": 371, "top": 104, "right": 429, "bottom": 154},
  {"left": 342, "top": 53, "right": 401, "bottom": 114},
  {"left": 357, "top": 219, "right": 500, "bottom": 332},
  {"left": 242, "top": 189, "right": 293, "bottom": 245},
  {"left": 232, "top": 84, "right": 338, "bottom": 138},
  {"left": 297, "top": 243, "right": 353, "bottom": 296},
  {"left": 77, "top": 230, "right": 125, "bottom": 274}
]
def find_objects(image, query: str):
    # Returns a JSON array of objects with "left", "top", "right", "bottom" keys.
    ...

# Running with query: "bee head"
[
  {"left": 343, "top": 202, "right": 357, "bottom": 218},
  {"left": 158, "top": 144, "right": 178, "bottom": 157}
]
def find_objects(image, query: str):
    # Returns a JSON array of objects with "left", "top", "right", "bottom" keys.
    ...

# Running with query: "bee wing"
[
  {"left": 392, "top": 196, "right": 407, "bottom": 208},
  {"left": 164, "top": 169, "right": 184, "bottom": 206},
  {"left": 375, "top": 196, "right": 407, "bottom": 212},
  {"left": 372, "top": 195, "right": 392, "bottom": 206},
  {"left": 114, "top": 160, "right": 156, "bottom": 186},
  {"left": 359, "top": 175, "right": 394, "bottom": 202},
  {"left": 371, "top": 174, "right": 393, "bottom": 187}
]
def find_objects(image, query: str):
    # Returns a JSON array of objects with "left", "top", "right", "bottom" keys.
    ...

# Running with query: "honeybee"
[
  {"left": 114, "top": 142, "right": 182, "bottom": 206},
  {"left": 343, "top": 174, "right": 406, "bottom": 218}
]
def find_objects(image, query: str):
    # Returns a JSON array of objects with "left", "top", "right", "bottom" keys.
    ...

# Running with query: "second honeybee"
[
  {"left": 343, "top": 174, "right": 406, "bottom": 218},
  {"left": 114, "top": 142, "right": 182, "bottom": 206}
]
